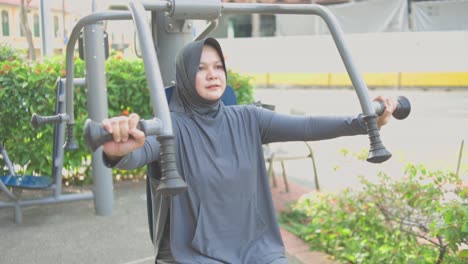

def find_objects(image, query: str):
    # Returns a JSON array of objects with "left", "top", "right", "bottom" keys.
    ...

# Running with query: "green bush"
[
  {"left": 280, "top": 158, "right": 468, "bottom": 264},
  {"left": 227, "top": 69, "right": 254, "bottom": 105},
  {"left": 0, "top": 43, "right": 25, "bottom": 62},
  {"left": 0, "top": 51, "right": 255, "bottom": 185}
]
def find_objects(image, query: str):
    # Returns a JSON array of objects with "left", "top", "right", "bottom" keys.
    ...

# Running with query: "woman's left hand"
[{"left": 373, "top": 96, "right": 398, "bottom": 128}]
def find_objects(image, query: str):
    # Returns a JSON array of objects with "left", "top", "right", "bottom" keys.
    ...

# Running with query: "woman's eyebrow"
[{"left": 199, "top": 60, "right": 222, "bottom": 65}]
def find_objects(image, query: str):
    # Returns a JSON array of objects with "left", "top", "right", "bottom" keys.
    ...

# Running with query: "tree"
[{"left": 19, "top": 0, "right": 36, "bottom": 61}]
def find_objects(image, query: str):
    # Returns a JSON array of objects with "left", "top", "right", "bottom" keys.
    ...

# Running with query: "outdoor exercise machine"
[
  {"left": 81, "top": 0, "right": 412, "bottom": 195},
  {"left": 79, "top": 0, "right": 412, "bottom": 249},
  {"left": 2, "top": 0, "right": 412, "bottom": 241},
  {"left": 0, "top": 78, "right": 93, "bottom": 223}
]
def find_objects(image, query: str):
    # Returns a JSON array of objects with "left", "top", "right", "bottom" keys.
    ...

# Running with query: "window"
[
  {"left": 1, "top": 10, "right": 9, "bottom": 36},
  {"left": 33, "top": 13, "right": 39, "bottom": 37},
  {"left": 232, "top": 14, "right": 252, "bottom": 37},
  {"left": 54, "top": 16, "right": 59, "bottom": 38},
  {"left": 19, "top": 15, "right": 24, "bottom": 36},
  {"left": 260, "top": 14, "right": 276, "bottom": 37}
]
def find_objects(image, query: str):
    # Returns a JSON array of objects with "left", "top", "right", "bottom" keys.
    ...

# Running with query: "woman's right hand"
[{"left": 102, "top": 113, "right": 146, "bottom": 161}]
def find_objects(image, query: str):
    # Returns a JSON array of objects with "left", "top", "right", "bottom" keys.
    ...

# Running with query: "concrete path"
[
  {"left": 0, "top": 182, "right": 154, "bottom": 264},
  {"left": 0, "top": 179, "right": 331, "bottom": 264}
]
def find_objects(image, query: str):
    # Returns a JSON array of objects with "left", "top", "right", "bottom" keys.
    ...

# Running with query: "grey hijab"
[{"left": 169, "top": 38, "right": 227, "bottom": 117}]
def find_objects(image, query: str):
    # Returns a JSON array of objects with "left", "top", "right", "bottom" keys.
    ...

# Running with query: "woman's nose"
[{"left": 207, "top": 68, "right": 217, "bottom": 79}]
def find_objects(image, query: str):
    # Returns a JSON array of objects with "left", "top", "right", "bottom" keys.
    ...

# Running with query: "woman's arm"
[
  {"left": 254, "top": 95, "right": 397, "bottom": 144},
  {"left": 103, "top": 135, "right": 160, "bottom": 170},
  {"left": 255, "top": 107, "right": 368, "bottom": 144}
]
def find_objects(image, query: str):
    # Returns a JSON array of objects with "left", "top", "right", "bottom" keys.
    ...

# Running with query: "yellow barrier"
[
  {"left": 248, "top": 72, "right": 468, "bottom": 87},
  {"left": 400, "top": 72, "right": 468, "bottom": 87}
]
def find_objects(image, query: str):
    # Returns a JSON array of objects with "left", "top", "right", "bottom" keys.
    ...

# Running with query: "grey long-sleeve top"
[{"left": 112, "top": 104, "right": 367, "bottom": 263}]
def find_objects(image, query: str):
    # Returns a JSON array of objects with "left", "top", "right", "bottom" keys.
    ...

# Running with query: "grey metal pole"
[
  {"left": 193, "top": 20, "right": 218, "bottom": 41},
  {"left": 61, "top": 9, "right": 168, "bottom": 215},
  {"left": 65, "top": 11, "right": 132, "bottom": 130},
  {"left": 52, "top": 78, "right": 86, "bottom": 197},
  {"left": 39, "top": 0, "right": 54, "bottom": 57},
  {"left": 222, "top": 3, "right": 374, "bottom": 114},
  {"left": 83, "top": 23, "right": 113, "bottom": 216},
  {"left": 221, "top": 2, "right": 392, "bottom": 163},
  {"left": 52, "top": 79, "right": 67, "bottom": 197},
  {"left": 129, "top": 1, "right": 174, "bottom": 134},
  {"left": 92, "top": 0, "right": 97, "bottom": 12},
  {"left": 151, "top": 11, "right": 192, "bottom": 86},
  {"left": 147, "top": 1, "right": 192, "bottom": 250}
]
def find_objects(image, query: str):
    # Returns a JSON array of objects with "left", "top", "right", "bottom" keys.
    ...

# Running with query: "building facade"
[
  {"left": 211, "top": 0, "right": 351, "bottom": 38},
  {"left": 0, "top": 0, "right": 79, "bottom": 57}
]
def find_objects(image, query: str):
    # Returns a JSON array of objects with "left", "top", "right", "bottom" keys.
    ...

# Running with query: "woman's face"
[{"left": 195, "top": 45, "right": 226, "bottom": 101}]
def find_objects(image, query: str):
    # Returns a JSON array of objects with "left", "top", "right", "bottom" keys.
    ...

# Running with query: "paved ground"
[
  {"left": 0, "top": 181, "right": 155, "bottom": 264},
  {"left": 0, "top": 178, "right": 332, "bottom": 264}
]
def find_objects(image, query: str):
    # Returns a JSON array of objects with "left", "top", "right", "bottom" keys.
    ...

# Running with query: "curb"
[
  {"left": 271, "top": 178, "right": 337, "bottom": 264},
  {"left": 281, "top": 227, "right": 336, "bottom": 264}
]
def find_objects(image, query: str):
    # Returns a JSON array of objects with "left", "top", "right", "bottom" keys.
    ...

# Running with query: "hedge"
[{"left": 0, "top": 47, "right": 254, "bottom": 185}]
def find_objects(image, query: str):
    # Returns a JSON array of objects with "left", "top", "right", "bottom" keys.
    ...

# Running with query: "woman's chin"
[
  {"left": 202, "top": 90, "right": 224, "bottom": 101},
  {"left": 205, "top": 94, "right": 222, "bottom": 101}
]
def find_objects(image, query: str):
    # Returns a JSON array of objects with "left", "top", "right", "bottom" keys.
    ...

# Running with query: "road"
[{"left": 254, "top": 87, "right": 468, "bottom": 192}]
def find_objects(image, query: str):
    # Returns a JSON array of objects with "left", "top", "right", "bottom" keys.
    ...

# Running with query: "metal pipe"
[
  {"left": 222, "top": 3, "right": 374, "bottom": 114},
  {"left": 129, "top": 0, "right": 188, "bottom": 196},
  {"left": 221, "top": 3, "right": 392, "bottom": 163},
  {"left": 72, "top": 78, "right": 87, "bottom": 86},
  {"left": 62, "top": 3, "right": 175, "bottom": 152},
  {"left": 92, "top": 0, "right": 97, "bottom": 12},
  {"left": 141, "top": 1, "right": 171, "bottom": 11},
  {"left": 64, "top": 11, "right": 133, "bottom": 213},
  {"left": 128, "top": 1, "right": 173, "bottom": 134},
  {"left": 64, "top": 9, "right": 169, "bottom": 150},
  {"left": 65, "top": 11, "right": 133, "bottom": 128},
  {"left": 0, "top": 193, "right": 94, "bottom": 207},
  {"left": 193, "top": 20, "right": 219, "bottom": 41},
  {"left": 53, "top": 79, "right": 67, "bottom": 197},
  {"left": 108, "top": 1, "right": 170, "bottom": 11},
  {"left": 39, "top": 0, "right": 53, "bottom": 57},
  {"left": 0, "top": 183, "right": 17, "bottom": 201},
  {"left": 65, "top": 7, "right": 169, "bottom": 128},
  {"left": 83, "top": 22, "right": 114, "bottom": 216}
]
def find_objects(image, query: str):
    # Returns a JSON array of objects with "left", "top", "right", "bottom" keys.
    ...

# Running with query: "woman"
[{"left": 102, "top": 38, "right": 396, "bottom": 263}]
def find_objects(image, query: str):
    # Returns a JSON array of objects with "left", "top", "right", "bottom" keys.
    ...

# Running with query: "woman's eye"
[
  {"left": 198, "top": 66, "right": 205, "bottom": 71},
  {"left": 216, "top": 65, "right": 224, "bottom": 69}
]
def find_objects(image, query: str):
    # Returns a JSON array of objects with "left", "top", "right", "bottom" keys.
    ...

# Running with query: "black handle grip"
[
  {"left": 31, "top": 113, "right": 69, "bottom": 129},
  {"left": 364, "top": 115, "right": 392, "bottom": 163},
  {"left": 83, "top": 118, "right": 162, "bottom": 152},
  {"left": 373, "top": 96, "right": 411, "bottom": 120},
  {"left": 65, "top": 123, "right": 79, "bottom": 150},
  {"left": 155, "top": 135, "right": 188, "bottom": 196},
  {"left": 365, "top": 96, "right": 411, "bottom": 163}
]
